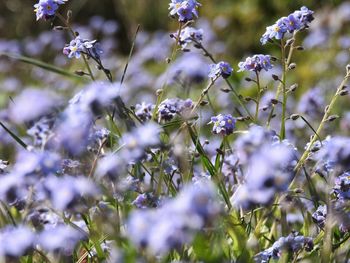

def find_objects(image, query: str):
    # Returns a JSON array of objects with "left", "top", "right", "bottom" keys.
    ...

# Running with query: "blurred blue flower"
[
  {"left": 8, "top": 89, "right": 62, "bottom": 124},
  {"left": 173, "top": 27, "right": 203, "bottom": 49},
  {"left": 38, "top": 225, "right": 85, "bottom": 255},
  {"left": 316, "top": 137, "right": 350, "bottom": 171},
  {"left": 312, "top": 205, "right": 327, "bottom": 229},
  {"left": 333, "top": 172, "right": 350, "bottom": 200},
  {"left": 157, "top": 98, "right": 193, "bottom": 122},
  {"left": 135, "top": 102, "right": 155, "bottom": 122},
  {"left": 0, "top": 226, "right": 36, "bottom": 258},
  {"left": 120, "top": 123, "right": 161, "bottom": 161},
  {"left": 127, "top": 180, "right": 221, "bottom": 255},
  {"left": 43, "top": 175, "right": 99, "bottom": 211},
  {"left": 255, "top": 233, "right": 313, "bottom": 263}
]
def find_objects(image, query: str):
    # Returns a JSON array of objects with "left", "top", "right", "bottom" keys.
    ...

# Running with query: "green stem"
[
  {"left": 295, "top": 73, "right": 350, "bottom": 172},
  {"left": 56, "top": 13, "right": 95, "bottom": 81},
  {"left": 191, "top": 76, "right": 218, "bottom": 114},
  {"left": 192, "top": 39, "right": 252, "bottom": 119},
  {"left": 280, "top": 39, "right": 287, "bottom": 140},
  {"left": 255, "top": 71, "right": 261, "bottom": 121},
  {"left": 267, "top": 32, "right": 297, "bottom": 127},
  {"left": 152, "top": 22, "right": 183, "bottom": 121}
]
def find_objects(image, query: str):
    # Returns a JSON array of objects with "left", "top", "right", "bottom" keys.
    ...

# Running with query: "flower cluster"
[
  {"left": 261, "top": 6, "right": 314, "bottom": 44},
  {"left": 231, "top": 126, "right": 297, "bottom": 209},
  {"left": 157, "top": 98, "right": 193, "bottom": 122},
  {"left": 209, "top": 114, "right": 236, "bottom": 136},
  {"left": 238, "top": 54, "right": 273, "bottom": 72},
  {"left": 208, "top": 61, "right": 233, "bottom": 79},
  {"left": 169, "top": 0, "right": 201, "bottom": 22},
  {"left": 255, "top": 233, "right": 313, "bottom": 262},
  {"left": 34, "top": 0, "right": 67, "bottom": 21},
  {"left": 135, "top": 102, "right": 155, "bottom": 122},
  {"left": 127, "top": 181, "right": 221, "bottom": 255}
]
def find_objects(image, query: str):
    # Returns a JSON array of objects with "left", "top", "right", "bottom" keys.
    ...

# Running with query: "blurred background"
[{"left": 1, "top": 0, "right": 350, "bottom": 150}]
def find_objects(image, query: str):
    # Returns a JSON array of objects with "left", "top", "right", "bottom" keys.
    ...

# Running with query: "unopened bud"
[
  {"left": 156, "top": 89, "right": 163, "bottom": 96},
  {"left": 326, "top": 115, "right": 339, "bottom": 122},
  {"left": 272, "top": 74, "right": 279, "bottom": 81},
  {"left": 288, "top": 63, "right": 296, "bottom": 70},
  {"left": 290, "top": 114, "right": 300, "bottom": 120}
]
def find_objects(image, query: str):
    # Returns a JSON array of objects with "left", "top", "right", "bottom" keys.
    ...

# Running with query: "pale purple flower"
[
  {"left": 0, "top": 226, "right": 36, "bottom": 258},
  {"left": 38, "top": 225, "right": 85, "bottom": 255},
  {"left": 8, "top": 89, "right": 61, "bottom": 124},
  {"left": 43, "top": 175, "right": 99, "bottom": 211}
]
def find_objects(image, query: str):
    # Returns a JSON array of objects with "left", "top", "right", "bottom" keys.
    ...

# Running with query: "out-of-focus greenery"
[{"left": 0, "top": 0, "right": 345, "bottom": 54}]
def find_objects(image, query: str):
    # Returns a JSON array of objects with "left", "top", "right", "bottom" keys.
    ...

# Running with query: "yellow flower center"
[
  {"left": 46, "top": 5, "right": 52, "bottom": 11},
  {"left": 274, "top": 26, "right": 280, "bottom": 32}
]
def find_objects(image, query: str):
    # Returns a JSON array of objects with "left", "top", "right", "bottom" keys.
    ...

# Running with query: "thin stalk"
[
  {"left": 255, "top": 71, "right": 261, "bottom": 121},
  {"left": 267, "top": 32, "right": 297, "bottom": 127},
  {"left": 193, "top": 39, "right": 252, "bottom": 119},
  {"left": 280, "top": 39, "right": 287, "bottom": 140},
  {"left": 191, "top": 76, "right": 218, "bottom": 114},
  {"left": 56, "top": 13, "right": 95, "bottom": 81},
  {"left": 295, "top": 73, "right": 350, "bottom": 172},
  {"left": 120, "top": 24, "right": 141, "bottom": 85},
  {"left": 152, "top": 22, "right": 183, "bottom": 121}
]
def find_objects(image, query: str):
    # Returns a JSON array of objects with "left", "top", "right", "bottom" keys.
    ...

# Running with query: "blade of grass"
[
  {"left": 187, "top": 125, "right": 232, "bottom": 209},
  {"left": 0, "top": 121, "right": 27, "bottom": 149},
  {"left": 1, "top": 53, "right": 85, "bottom": 81},
  {"left": 120, "top": 24, "right": 140, "bottom": 85}
]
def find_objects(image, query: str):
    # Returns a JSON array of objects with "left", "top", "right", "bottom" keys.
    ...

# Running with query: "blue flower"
[
  {"left": 157, "top": 98, "right": 193, "bottom": 122},
  {"left": 312, "top": 205, "right": 327, "bottom": 229},
  {"left": 293, "top": 6, "right": 314, "bottom": 27},
  {"left": 63, "top": 37, "right": 85, "bottom": 59},
  {"left": 270, "top": 18, "right": 288, "bottom": 40},
  {"left": 238, "top": 54, "right": 273, "bottom": 72},
  {"left": 135, "top": 102, "right": 155, "bottom": 122},
  {"left": 34, "top": 0, "right": 67, "bottom": 21},
  {"left": 283, "top": 14, "right": 302, "bottom": 32},
  {"left": 208, "top": 61, "right": 233, "bottom": 79},
  {"left": 169, "top": 0, "right": 201, "bottom": 22},
  {"left": 333, "top": 172, "right": 350, "bottom": 200},
  {"left": 260, "top": 7, "right": 314, "bottom": 45},
  {"left": 255, "top": 233, "right": 313, "bottom": 263},
  {"left": 209, "top": 114, "right": 236, "bottom": 135},
  {"left": 63, "top": 36, "right": 102, "bottom": 60}
]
